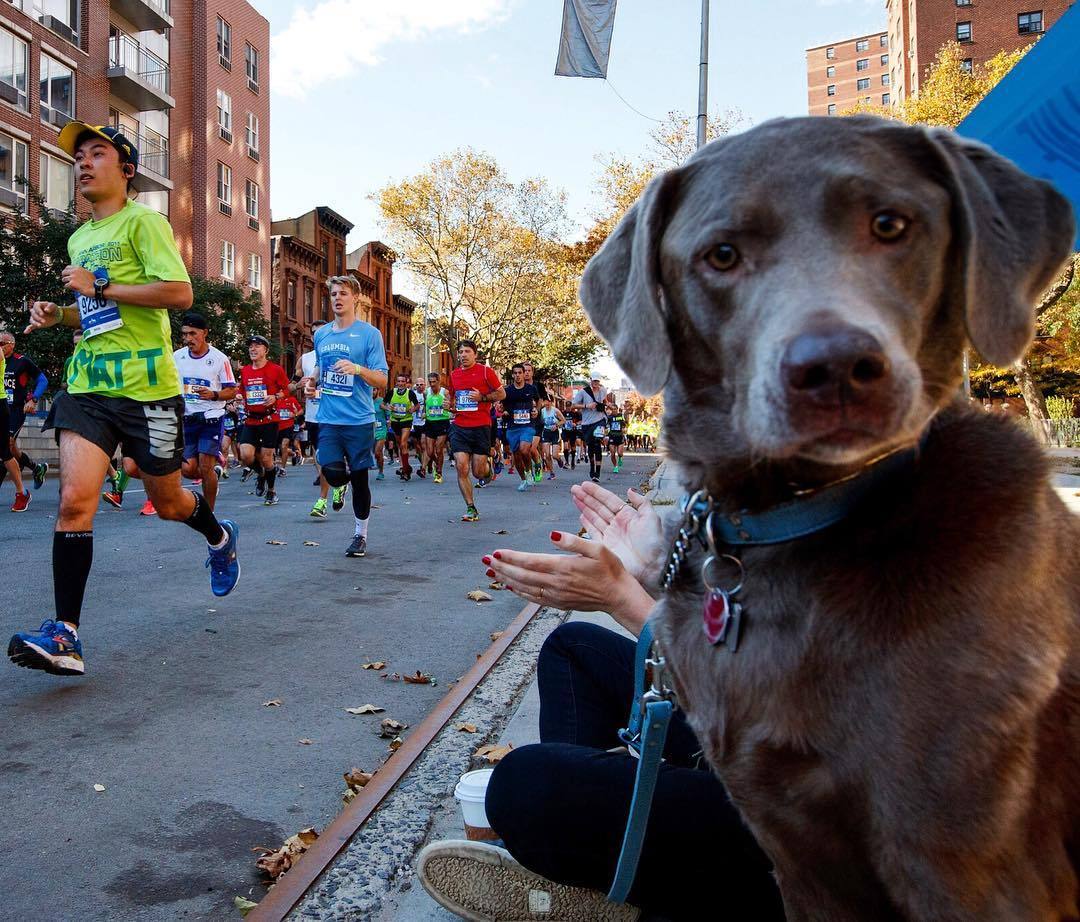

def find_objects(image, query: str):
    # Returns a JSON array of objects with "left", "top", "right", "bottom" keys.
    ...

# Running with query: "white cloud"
[{"left": 272, "top": 0, "right": 511, "bottom": 98}]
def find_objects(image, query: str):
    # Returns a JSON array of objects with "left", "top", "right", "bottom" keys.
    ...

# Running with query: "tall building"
[
  {"left": 347, "top": 241, "right": 416, "bottom": 383},
  {"left": 270, "top": 205, "right": 353, "bottom": 373},
  {"left": 807, "top": 32, "right": 892, "bottom": 116},
  {"left": 0, "top": 0, "right": 270, "bottom": 321},
  {"left": 887, "top": 0, "right": 1073, "bottom": 103}
]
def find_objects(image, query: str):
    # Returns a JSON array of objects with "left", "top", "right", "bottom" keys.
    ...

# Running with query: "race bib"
[
  {"left": 182, "top": 376, "right": 212, "bottom": 402},
  {"left": 611, "top": 420, "right": 622, "bottom": 431},
  {"left": 246, "top": 383, "right": 268, "bottom": 405},
  {"left": 279, "top": 408, "right": 292, "bottom": 421},
  {"left": 4, "top": 387, "right": 12, "bottom": 404},
  {"left": 512, "top": 408, "right": 530, "bottom": 425},
  {"left": 456, "top": 392, "right": 478, "bottom": 413},
  {"left": 322, "top": 365, "right": 354, "bottom": 398},
  {"left": 223, "top": 418, "right": 236, "bottom": 431},
  {"left": 76, "top": 294, "right": 123, "bottom": 339}
]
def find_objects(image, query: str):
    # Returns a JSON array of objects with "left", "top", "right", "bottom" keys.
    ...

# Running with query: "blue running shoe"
[
  {"left": 206, "top": 520, "right": 240, "bottom": 597},
  {"left": 516, "top": 479, "right": 531, "bottom": 492},
  {"left": 8, "top": 619, "right": 84, "bottom": 675},
  {"left": 493, "top": 461, "right": 504, "bottom": 475}
]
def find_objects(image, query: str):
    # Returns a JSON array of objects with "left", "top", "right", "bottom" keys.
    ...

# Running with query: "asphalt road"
[{"left": 0, "top": 450, "right": 657, "bottom": 920}]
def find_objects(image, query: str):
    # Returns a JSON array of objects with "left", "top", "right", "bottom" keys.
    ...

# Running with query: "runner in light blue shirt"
[{"left": 305, "top": 276, "right": 388, "bottom": 558}]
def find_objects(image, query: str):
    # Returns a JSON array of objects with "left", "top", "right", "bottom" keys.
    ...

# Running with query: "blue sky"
[{"left": 255, "top": 0, "right": 886, "bottom": 298}]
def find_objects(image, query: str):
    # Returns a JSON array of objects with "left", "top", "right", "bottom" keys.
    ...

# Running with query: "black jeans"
[{"left": 485, "top": 621, "right": 785, "bottom": 920}]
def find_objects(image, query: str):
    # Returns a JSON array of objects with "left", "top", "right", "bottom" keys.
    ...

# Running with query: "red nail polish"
[
  {"left": 486, "top": 568, "right": 495, "bottom": 578},
  {"left": 506, "top": 586, "right": 514, "bottom": 592},
  {"left": 550, "top": 531, "right": 561, "bottom": 541},
  {"left": 482, "top": 556, "right": 491, "bottom": 565},
  {"left": 493, "top": 551, "right": 502, "bottom": 560}
]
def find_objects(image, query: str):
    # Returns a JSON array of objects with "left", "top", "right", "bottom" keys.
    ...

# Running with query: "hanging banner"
[
  {"left": 555, "top": 0, "right": 618, "bottom": 79},
  {"left": 957, "top": 3, "right": 1080, "bottom": 248}
]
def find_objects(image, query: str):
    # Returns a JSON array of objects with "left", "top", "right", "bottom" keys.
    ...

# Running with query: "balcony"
[
  {"left": 131, "top": 126, "right": 171, "bottom": 193},
  {"left": 110, "top": 0, "right": 172, "bottom": 32},
  {"left": 108, "top": 32, "right": 174, "bottom": 110}
]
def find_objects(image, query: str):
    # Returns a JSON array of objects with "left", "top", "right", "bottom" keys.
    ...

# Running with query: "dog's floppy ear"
[
  {"left": 927, "top": 128, "right": 1075, "bottom": 367},
  {"left": 579, "top": 168, "right": 683, "bottom": 396}
]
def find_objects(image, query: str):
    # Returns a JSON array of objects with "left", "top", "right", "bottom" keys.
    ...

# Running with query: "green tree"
[{"left": 181, "top": 276, "right": 273, "bottom": 366}]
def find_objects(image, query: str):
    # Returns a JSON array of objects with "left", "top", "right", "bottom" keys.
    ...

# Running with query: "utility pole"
[
  {"left": 696, "top": 0, "right": 710, "bottom": 150},
  {"left": 423, "top": 302, "right": 430, "bottom": 378}
]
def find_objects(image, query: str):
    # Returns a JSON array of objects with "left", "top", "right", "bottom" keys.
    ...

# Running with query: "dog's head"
[{"left": 581, "top": 117, "right": 1074, "bottom": 481}]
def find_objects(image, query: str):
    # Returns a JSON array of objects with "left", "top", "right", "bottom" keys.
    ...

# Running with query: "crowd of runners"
[{"left": 0, "top": 120, "right": 658, "bottom": 680}]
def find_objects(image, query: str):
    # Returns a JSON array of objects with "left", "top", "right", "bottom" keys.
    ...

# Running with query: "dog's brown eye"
[
  {"left": 871, "top": 212, "right": 908, "bottom": 241},
  {"left": 704, "top": 244, "right": 739, "bottom": 271}
]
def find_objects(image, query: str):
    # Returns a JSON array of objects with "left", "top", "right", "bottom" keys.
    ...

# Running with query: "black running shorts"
[
  {"left": 0, "top": 402, "right": 12, "bottom": 461},
  {"left": 307, "top": 421, "right": 320, "bottom": 450},
  {"left": 425, "top": 419, "right": 450, "bottom": 439},
  {"left": 239, "top": 420, "right": 280, "bottom": 451},
  {"left": 449, "top": 423, "right": 492, "bottom": 457},
  {"left": 45, "top": 391, "right": 185, "bottom": 476}
]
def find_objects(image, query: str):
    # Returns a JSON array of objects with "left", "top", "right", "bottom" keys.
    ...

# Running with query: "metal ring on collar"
[{"left": 701, "top": 553, "right": 744, "bottom": 596}]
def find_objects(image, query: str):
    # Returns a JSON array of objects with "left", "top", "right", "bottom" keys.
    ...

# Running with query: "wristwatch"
[{"left": 93, "top": 276, "right": 109, "bottom": 303}]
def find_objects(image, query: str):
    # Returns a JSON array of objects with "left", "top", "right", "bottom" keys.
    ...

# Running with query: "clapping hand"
[{"left": 571, "top": 481, "right": 665, "bottom": 586}]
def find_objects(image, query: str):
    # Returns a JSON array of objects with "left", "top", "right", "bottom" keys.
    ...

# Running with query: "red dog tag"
[{"left": 703, "top": 588, "right": 731, "bottom": 645}]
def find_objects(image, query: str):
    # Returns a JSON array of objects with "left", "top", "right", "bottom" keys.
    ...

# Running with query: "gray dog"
[{"left": 580, "top": 116, "right": 1080, "bottom": 921}]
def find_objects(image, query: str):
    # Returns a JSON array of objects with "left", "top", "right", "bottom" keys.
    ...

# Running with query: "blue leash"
[{"left": 608, "top": 621, "right": 674, "bottom": 903}]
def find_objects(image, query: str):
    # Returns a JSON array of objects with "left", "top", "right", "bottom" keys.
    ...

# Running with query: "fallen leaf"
[
  {"left": 388, "top": 736, "right": 403, "bottom": 752},
  {"left": 303, "top": 541, "right": 319, "bottom": 547},
  {"left": 467, "top": 590, "right": 493, "bottom": 603},
  {"left": 474, "top": 743, "right": 514, "bottom": 764},
  {"left": 402, "top": 671, "right": 433, "bottom": 685},
  {"left": 234, "top": 895, "right": 259, "bottom": 916},
  {"left": 344, "top": 704, "right": 384, "bottom": 715},
  {"left": 539, "top": 501, "right": 550, "bottom": 506},
  {"left": 455, "top": 723, "right": 478, "bottom": 733},
  {"left": 254, "top": 827, "right": 318, "bottom": 880},
  {"left": 298, "top": 738, "right": 314, "bottom": 745},
  {"left": 361, "top": 661, "right": 386, "bottom": 670},
  {"left": 577, "top": 526, "right": 589, "bottom": 537},
  {"left": 371, "top": 503, "right": 383, "bottom": 509},
  {"left": 93, "top": 783, "right": 106, "bottom": 793},
  {"left": 491, "top": 529, "right": 509, "bottom": 535},
  {"left": 263, "top": 699, "right": 283, "bottom": 707},
  {"left": 344, "top": 768, "right": 374, "bottom": 790},
  {"left": 490, "top": 631, "right": 504, "bottom": 642},
  {"left": 488, "top": 580, "right": 506, "bottom": 590},
  {"left": 379, "top": 717, "right": 408, "bottom": 737},
  {"left": 265, "top": 539, "right": 287, "bottom": 546}
]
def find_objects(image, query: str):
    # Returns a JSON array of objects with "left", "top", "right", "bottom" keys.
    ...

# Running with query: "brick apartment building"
[
  {"left": 0, "top": 0, "right": 270, "bottom": 317},
  {"left": 807, "top": 31, "right": 892, "bottom": 116},
  {"left": 886, "top": 0, "right": 1073, "bottom": 103},
  {"left": 347, "top": 240, "right": 417, "bottom": 384}
]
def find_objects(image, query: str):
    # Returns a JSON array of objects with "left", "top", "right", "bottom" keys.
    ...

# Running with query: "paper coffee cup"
[{"left": 455, "top": 769, "right": 498, "bottom": 841}]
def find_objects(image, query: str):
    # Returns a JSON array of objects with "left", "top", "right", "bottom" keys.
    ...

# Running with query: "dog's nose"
[{"left": 782, "top": 328, "right": 890, "bottom": 401}]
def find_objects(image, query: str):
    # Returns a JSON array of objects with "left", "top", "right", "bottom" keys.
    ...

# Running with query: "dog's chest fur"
[{"left": 654, "top": 405, "right": 1080, "bottom": 916}]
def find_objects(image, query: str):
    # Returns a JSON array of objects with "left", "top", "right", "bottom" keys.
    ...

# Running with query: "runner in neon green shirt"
[{"left": 8, "top": 122, "right": 241, "bottom": 679}]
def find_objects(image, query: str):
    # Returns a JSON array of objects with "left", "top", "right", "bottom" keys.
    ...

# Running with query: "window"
[
  {"left": 882, "top": 73, "right": 890, "bottom": 86},
  {"left": 864, "top": 96, "right": 872, "bottom": 103},
  {"left": 1018, "top": 11, "right": 1043, "bottom": 33},
  {"left": 856, "top": 58, "right": 869, "bottom": 71},
  {"left": 827, "top": 84, "right": 836, "bottom": 96},
  {"left": 39, "top": 54, "right": 73, "bottom": 125},
  {"left": 287, "top": 280, "right": 296, "bottom": 318},
  {"left": 336, "top": 246, "right": 343, "bottom": 275},
  {"left": 39, "top": 151, "right": 72, "bottom": 211},
  {"left": 245, "top": 42, "right": 259, "bottom": 89},
  {"left": 217, "top": 17, "right": 231, "bottom": 65},
  {"left": 879, "top": 34, "right": 888, "bottom": 46},
  {"left": 321, "top": 293, "right": 329, "bottom": 320},
  {"left": 880, "top": 54, "right": 888, "bottom": 66},
  {"left": 304, "top": 286, "right": 313, "bottom": 324},
  {"left": 217, "top": 161, "right": 231, "bottom": 208},
  {"left": 220, "top": 240, "right": 235, "bottom": 280},
  {"left": 855, "top": 39, "right": 869, "bottom": 52},
  {"left": 248, "top": 253, "right": 261, "bottom": 289},
  {"left": 244, "top": 180, "right": 258, "bottom": 218},
  {"left": 956, "top": 0, "right": 972, "bottom": 5},
  {"left": 961, "top": 57, "right": 973, "bottom": 72},
  {"left": 0, "top": 28, "right": 28, "bottom": 109},
  {"left": 33, "top": 0, "right": 79, "bottom": 42},
  {"left": 825, "top": 46, "right": 835, "bottom": 59},
  {"left": 857, "top": 77, "right": 870, "bottom": 90},
  {"left": 0, "top": 131, "right": 28, "bottom": 211},
  {"left": 245, "top": 112, "right": 259, "bottom": 160},
  {"left": 217, "top": 89, "right": 232, "bottom": 139},
  {"left": 956, "top": 21, "right": 972, "bottom": 42},
  {"left": 882, "top": 93, "right": 891, "bottom": 105},
  {"left": 826, "top": 65, "right": 835, "bottom": 78},
  {"left": 321, "top": 241, "right": 328, "bottom": 274}
]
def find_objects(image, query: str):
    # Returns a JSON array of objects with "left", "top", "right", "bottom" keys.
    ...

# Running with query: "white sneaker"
[{"left": 417, "top": 840, "right": 640, "bottom": 922}]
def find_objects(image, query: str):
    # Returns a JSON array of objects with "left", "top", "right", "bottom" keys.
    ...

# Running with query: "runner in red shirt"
[
  {"left": 237, "top": 335, "right": 290, "bottom": 505},
  {"left": 276, "top": 393, "right": 302, "bottom": 474},
  {"left": 449, "top": 340, "right": 505, "bottom": 522}
]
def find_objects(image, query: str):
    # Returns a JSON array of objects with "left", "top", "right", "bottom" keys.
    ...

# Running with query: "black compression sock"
[
  {"left": 350, "top": 469, "right": 371, "bottom": 519},
  {"left": 264, "top": 467, "right": 277, "bottom": 493},
  {"left": 54, "top": 531, "right": 93, "bottom": 628},
  {"left": 183, "top": 491, "right": 225, "bottom": 545},
  {"left": 19, "top": 452, "right": 34, "bottom": 471}
]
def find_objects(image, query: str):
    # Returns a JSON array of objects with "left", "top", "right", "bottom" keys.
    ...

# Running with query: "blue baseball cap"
[{"left": 57, "top": 122, "right": 139, "bottom": 171}]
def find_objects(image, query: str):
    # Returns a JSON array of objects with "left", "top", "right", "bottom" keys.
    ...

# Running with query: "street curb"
[{"left": 285, "top": 606, "right": 568, "bottom": 921}]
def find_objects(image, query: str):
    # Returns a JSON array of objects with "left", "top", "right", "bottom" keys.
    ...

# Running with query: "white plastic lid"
[{"left": 455, "top": 768, "right": 494, "bottom": 803}]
